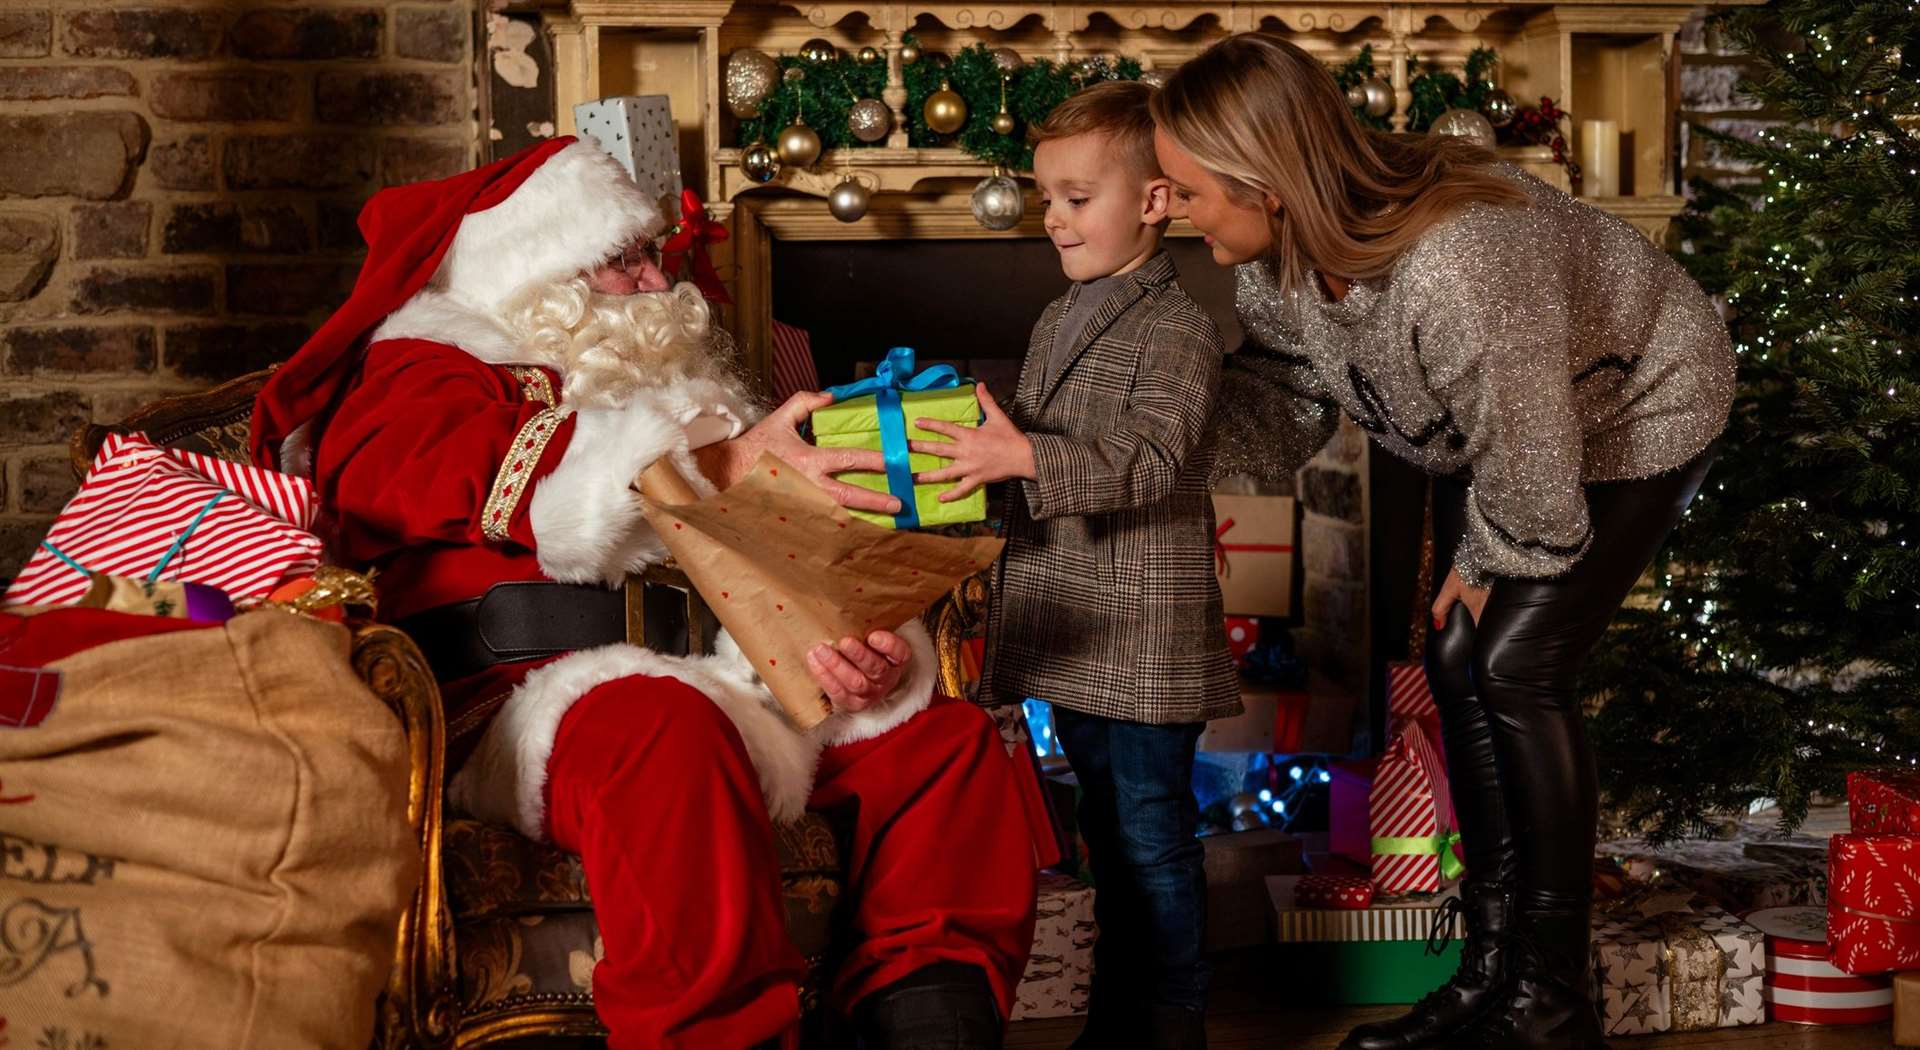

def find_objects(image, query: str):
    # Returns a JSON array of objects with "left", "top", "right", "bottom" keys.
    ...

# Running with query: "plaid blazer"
[{"left": 979, "top": 251, "right": 1241, "bottom": 725}]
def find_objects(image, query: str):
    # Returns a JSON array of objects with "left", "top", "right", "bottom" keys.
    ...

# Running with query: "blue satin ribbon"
[{"left": 823, "top": 347, "right": 966, "bottom": 529}]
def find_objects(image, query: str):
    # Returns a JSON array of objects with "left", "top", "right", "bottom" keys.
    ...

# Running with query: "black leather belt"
[{"left": 397, "top": 581, "right": 627, "bottom": 683}]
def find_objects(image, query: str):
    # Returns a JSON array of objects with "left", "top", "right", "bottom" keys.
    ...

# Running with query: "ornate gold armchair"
[{"left": 73, "top": 370, "right": 993, "bottom": 1049}]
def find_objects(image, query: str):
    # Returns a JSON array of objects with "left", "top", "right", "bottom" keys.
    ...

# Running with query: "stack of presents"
[{"left": 1278, "top": 645, "right": 1920, "bottom": 1039}]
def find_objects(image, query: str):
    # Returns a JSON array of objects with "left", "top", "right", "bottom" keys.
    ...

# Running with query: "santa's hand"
[
  {"left": 807, "top": 630, "right": 911, "bottom": 713},
  {"left": 698, "top": 392, "right": 900, "bottom": 515}
]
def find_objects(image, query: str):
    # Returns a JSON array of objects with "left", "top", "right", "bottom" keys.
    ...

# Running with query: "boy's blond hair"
[{"left": 1031, "top": 80, "right": 1162, "bottom": 178}]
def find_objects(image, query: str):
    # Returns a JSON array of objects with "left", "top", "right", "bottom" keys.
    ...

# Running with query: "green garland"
[
  {"left": 733, "top": 40, "right": 1531, "bottom": 169},
  {"left": 1406, "top": 46, "right": 1499, "bottom": 132},
  {"left": 1330, "top": 45, "right": 1392, "bottom": 131},
  {"left": 735, "top": 37, "right": 1142, "bottom": 172}
]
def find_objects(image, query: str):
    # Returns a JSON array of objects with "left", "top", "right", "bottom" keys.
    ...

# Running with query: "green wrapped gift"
[{"left": 813, "top": 348, "right": 985, "bottom": 529}]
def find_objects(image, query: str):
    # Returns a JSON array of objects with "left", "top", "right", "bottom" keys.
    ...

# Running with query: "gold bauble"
[
  {"left": 725, "top": 48, "right": 778, "bottom": 119},
  {"left": 991, "top": 110, "right": 1016, "bottom": 135},
  {"left": 777, "top": 121, "right": 823, "bottom": 168},
  {"left": 899, "top": 43, "right": 921, "bottom": 65},
  {"left": 741, "top": 141, "right": 780, "bottom": 183},
  {"left": 799, "top": 37, "right": 837, "bottom": 64},
  {"left": 923, "top": 82, "right": 968, "bottom": 135},
  {"left": 858, "top": 45, "right": 882, "bottom": 64}
]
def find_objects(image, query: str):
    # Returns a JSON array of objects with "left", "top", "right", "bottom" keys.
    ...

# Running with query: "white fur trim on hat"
[
  {"left": 434, "top": 139, "right": 666, "bottom": 314},
  {"left": 526, "top": 376, "right": 757, "bottom": 587},
  {"left": 447, "top": 641, "right": 821, "bottom": 838}
]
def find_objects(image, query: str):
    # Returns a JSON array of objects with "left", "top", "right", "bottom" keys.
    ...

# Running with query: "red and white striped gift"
[
  {"left": 5, "top": 432, "right": 322, "bottom": 608},
  {"left": 1369, "top": 719, "right": 1454, "bottom": 894},
  {"left": 1749, "top": 906, "right": 1894, "bottom": 1025},
  {"left": 1387, "top": 660, "right": 1438, "bottom": 725}
]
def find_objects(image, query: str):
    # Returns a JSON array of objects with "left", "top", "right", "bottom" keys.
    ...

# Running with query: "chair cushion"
[{"left": 444, "top": 812, "right": 844, "bottom": 1023}]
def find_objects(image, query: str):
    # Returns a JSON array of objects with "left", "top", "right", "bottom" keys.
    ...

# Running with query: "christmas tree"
[{"left": 1583, "top": 0, "right": 1918, "bottom": 841}]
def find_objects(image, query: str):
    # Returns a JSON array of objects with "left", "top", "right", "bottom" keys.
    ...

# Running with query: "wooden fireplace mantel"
[{"left": 538, "top": 0, "right": 1745, "bottom": 382}]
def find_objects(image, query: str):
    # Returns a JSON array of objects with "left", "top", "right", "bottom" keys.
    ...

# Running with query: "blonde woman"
[{"left": 1150, "top": 34, "right": 1733, "bottom": 1050}]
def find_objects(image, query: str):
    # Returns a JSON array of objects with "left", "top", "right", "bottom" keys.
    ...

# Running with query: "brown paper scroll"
[{"left": 636, "top": 453, "right": 1003, "bottom": 731}]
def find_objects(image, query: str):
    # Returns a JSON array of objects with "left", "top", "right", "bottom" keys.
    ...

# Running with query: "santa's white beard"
[{"left": 504, "top": 277, "right": 732, "bottom": 408}]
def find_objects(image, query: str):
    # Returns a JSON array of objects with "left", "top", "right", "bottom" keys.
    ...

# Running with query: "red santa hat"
[{"left": 250, "top": 136, "right": 666, "bottom": 471}]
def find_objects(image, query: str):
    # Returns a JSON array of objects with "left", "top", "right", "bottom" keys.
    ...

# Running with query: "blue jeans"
[{"left": 1052, "top": 706, "right": 1209, "bottom": 1019}]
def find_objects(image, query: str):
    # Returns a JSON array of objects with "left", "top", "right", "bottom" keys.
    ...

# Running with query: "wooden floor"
[{"left": 1005, "top": 947, "right": 1895, "bottom": 1049}]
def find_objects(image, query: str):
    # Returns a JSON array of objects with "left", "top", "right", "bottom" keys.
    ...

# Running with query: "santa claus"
[{"left": 251, "top": 138, "right": 1040, "bottom": 1049}]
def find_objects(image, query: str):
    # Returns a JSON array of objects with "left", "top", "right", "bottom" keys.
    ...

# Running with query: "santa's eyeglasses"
[{"left": 616, "top": 239, "right": 662, "bottom": 271}]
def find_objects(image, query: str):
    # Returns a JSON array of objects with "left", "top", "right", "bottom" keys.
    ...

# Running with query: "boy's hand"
[{"left": 910, "top": 384, "right": 1035, "bottom": 502}]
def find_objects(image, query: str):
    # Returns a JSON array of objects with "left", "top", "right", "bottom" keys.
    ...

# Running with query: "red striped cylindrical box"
[{"left": 1749, "top": 906, "right": 1894, "bottom": 1025}]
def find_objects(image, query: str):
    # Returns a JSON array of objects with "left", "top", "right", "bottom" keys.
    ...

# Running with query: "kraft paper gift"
[{"left": 636, "top": 453, "right": 1002, "bottom": 730}]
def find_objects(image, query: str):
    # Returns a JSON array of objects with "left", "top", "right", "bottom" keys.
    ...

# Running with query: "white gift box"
[
  {"left": 572, "top": 95, "right": 681, "bottom": 216},
  {"left": 1011, "top": 871, "right": 1095, "bottom": 1020}
]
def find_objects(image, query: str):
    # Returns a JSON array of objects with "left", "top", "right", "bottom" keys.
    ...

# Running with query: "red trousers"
[{"left": 545, "top": 676, "right": 1039, "bottom": 1049}]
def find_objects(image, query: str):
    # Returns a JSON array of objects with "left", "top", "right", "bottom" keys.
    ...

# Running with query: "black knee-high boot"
[
  {"left": 1340, "top": 596, "right": 1519, "bottom": 1050},
  {"left": 1458, "top": 449, "right": 1715, "bottom": 1050}
]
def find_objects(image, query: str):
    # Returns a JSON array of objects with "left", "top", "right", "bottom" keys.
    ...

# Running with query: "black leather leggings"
[{"left": 1427, "top": 445, "right": 1716, "bottom": 911}]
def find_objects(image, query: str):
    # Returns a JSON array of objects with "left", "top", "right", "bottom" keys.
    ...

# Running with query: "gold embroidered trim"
[
  {"left": 483, "top": 407, "right": 564, "bottom": 543},
  {"left": 508, "top": 366, "right": 555, "bottom": 406}
]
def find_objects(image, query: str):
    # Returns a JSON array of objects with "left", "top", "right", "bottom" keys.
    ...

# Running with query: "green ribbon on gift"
[{"left": 1372, "top": 831, "right": 1467, "bottom": 880}]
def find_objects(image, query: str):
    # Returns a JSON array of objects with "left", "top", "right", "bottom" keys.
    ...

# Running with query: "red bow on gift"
[
  {"left": 660, "top": 189, "right": 732, "bottom": 305},
  {"left": 1214, "top": 517, "right": 1292, "bottom": 577}
]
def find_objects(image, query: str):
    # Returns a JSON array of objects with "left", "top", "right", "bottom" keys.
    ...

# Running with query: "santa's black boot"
[{"left": 854, "top": 961, "right": 1003, "bottom": 1050}]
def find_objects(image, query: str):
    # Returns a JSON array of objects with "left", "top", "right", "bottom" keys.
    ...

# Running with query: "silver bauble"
[
  {"left": 1480, "top": 88, "right": 1517, "bottom": 129},
  {"left": 970, "top": 173, "right": 1025, "bottom": 231},
  {"left": 1358, "top": 76, "right": 1394, "bottom": 118},
  {"left": 858, "top": 46, "right": 881, "bottom": 64},
  {"left": 725, "top": 49, "right": 778, "bottom": 119},
  {"left": 1428, "top": 107, "right": 1497, "bottom": 148},
  {"left": 1076, "top": 55, "right": 1109, "bottom": 79},
  {"left": 799, "top": 38, "right": 837, "bottom": 64},
  {"left": 848, "top": 97, "right": 892, "bottom": 143},
  {"left": 991, "top": 47, "right": 1024, "bottom": 74},
  {"left": 777, "top": 121, "right": 822, "bottom": 167},
  {"left": 741, "top": 142, "right": 780, "bottom": 183},
  {"left": 1138, "top": 68, "right": 1167, "bottom": 88},
  {"left": 1228, "top": 791, "right": 1261, "bottom": 818},
  {"left": 990, "top": 110, "right": 1016, "bottom": 136},
  {"left": 828, "top": 178, "right": 871, "bottom": 223}
]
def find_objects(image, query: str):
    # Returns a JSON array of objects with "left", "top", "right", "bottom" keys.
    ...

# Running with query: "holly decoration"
[{"left": 1508, "top": 96, "right": 1582, "bottom": 181}]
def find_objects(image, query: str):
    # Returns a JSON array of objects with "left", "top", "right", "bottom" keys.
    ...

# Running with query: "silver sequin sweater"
[{"left": 1216, "top": 165, "right": 1735, "bottom": 586}]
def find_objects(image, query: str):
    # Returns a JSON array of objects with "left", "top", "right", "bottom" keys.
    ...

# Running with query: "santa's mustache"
[{"left": 505, "top": 278, "right": 722, "bottom": 408}]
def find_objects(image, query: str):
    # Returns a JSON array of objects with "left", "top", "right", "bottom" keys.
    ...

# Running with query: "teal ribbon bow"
[{"left": 822, "top": 347, "right": 969, "bottom": 529}]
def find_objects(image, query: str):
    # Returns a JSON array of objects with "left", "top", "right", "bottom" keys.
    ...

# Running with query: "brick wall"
[{"left": 0, "top": 1, "right": 480, "bottom": 574}]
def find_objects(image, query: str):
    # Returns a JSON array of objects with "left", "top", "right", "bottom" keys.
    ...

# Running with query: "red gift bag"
[{"left": 1828, "top": 833, "right": 1920, "bottom": 974}]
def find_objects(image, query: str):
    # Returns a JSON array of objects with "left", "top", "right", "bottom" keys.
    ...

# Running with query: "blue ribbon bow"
[{"left": 823, "top": 347, "right": 967, "bottom": 529}]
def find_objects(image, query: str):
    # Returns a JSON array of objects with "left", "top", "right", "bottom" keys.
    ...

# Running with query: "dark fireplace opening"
[{"left": 769, "top": 235, "right": 1245, "bottom": 389}]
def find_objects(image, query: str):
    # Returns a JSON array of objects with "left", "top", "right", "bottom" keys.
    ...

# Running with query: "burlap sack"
[{"left": 0, "top": 610, "right": 416, "bottom": 1049}]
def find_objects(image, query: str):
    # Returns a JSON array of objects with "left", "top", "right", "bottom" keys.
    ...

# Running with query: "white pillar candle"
[{"left": 1580, "top": 119, "right": 1620, "bottom": 198}]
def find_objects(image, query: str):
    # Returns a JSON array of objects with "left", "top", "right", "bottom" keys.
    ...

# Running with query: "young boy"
[{"left": 911, "top": 81, "right": 1240, "bottom": 1050}]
